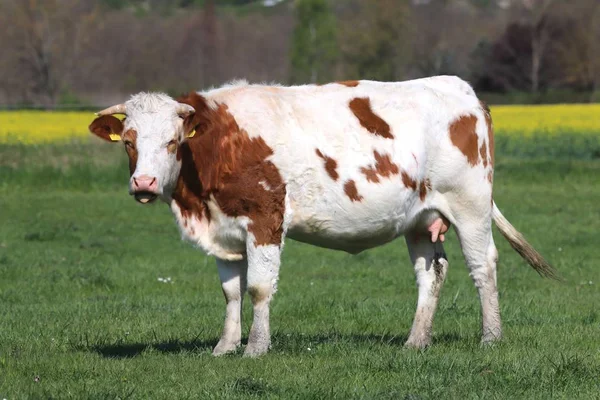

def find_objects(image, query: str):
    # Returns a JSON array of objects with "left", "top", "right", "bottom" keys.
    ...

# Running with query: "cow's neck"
[
  {"left": 170, "top": 140, "right": 210, "bottom": 222},
  {"left": 168, "top": 92, "right": 223, "bottom": 219},
  {"left": 168, "top": 140, "right": 247, "bottom": 262}
]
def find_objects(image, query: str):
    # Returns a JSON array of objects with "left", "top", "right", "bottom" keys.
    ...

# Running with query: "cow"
[{"left": 88, "top": 76, "right": 557, "bottom": 357}]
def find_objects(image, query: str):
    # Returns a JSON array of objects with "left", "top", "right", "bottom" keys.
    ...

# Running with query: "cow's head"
[{"left": 89, "top": 93, "right": 196, "bottom": 204}]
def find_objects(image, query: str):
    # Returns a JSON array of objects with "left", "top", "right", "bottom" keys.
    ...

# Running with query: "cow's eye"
[
  {"left": 124, "top": 140, "right": 134, "bottom": 149},
  {"left": 166, "top": 139, "right": 178, "bottom": 153}
]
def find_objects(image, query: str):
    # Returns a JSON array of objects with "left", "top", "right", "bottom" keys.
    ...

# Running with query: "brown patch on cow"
[
  {"left": 315, "top": 149, "right": 339, "bottom": 181},
  {"left": 178, "top": 92, "right": 212, "bottom": 136},
  {"left": 479, "top": 141, "right": 488, "bottom": 168},
  {"left": 487, "top": 170, "right": 494, "bottom": 206},
  {"left": 418, "top": 181, "right": 426, "bottom": 201},
  {"left": 401, "top": 170, "right": 417, "bottom": 190},
  {"left": 172, "top": 140, "right": 211, "bottom": 224},
  {"left": 89, "top": 115, "right": 124, "bottom": 142},
  {"left": 373, "top": 151, "right": 399, "bottom": 176},
  {"left": 349, "top": 97, "right": 393, "bottom": 139},
  {"left": 488, "top": 129, "right": 495, "bottom": 167},
  {"left": 419, "top": 178, "right": 431, "bottom": 201},
  {"left": 481, "top": 101, "right": 495, "bottom": 167},
  {"left": 121, "top": 129, "right": 138, "bottom": 176},
  {"left": 174, "top": 92, "right": 286, "bottom": 246},
  {"left": 481, "top": 102, "right": 495, "bottom": 203},
  {"left": 337, "top": 80, "right": 359, "bottom": 87},
  {"left": 449, "top": 114, "right": 479, "bottom": 166},
  {"left": 360, "top": 151, "right": 399, "bottom": 183},
  {"left": 362, "top": 167, "right": 380, "bottom": 183},
  {"left": 344, "top": 180, "right": 363, "bottom": 202}
]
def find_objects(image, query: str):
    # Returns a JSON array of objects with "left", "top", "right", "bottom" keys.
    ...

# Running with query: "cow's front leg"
[
  {"left": 244, "top": 241, "right": 281, "bottom": 357},
  {"left": 213, "top": 258, "right": 247, "bottom": 356}
]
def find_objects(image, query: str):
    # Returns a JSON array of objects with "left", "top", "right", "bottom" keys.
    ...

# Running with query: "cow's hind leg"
[
  {"left": 404, "top": 231, "right": 449, "bottom": 348},
  {"left": 213, "top": 258, "right": 247, "bottom": 356},
  {"left": 455, "top": 214, "right": 501, "bottom": 344}
]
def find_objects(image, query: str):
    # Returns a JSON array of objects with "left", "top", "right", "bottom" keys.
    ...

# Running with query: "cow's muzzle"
[{"left": 132, "top": 175, "right": 159, "bottom": 204}]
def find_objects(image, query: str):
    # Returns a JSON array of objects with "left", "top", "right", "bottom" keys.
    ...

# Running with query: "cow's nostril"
[{"left": 132, "top": 175, "right": 158, "bottom": 193}]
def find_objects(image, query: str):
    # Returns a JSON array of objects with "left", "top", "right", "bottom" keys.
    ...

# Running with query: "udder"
[
  {"left": 428, "top": 216, "right": 450, "bottom": 242},
  {"left": 411, "top": 210, "right": 451, "bottom": 243}
]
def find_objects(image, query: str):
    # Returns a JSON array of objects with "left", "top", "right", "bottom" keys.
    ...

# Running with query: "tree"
[
  {"left": 552, "top": 0, "right": 600, "bottom": 96},
  {"left": 338, "top": 0, "right": 410, "bottom": 81},
  {"left": 473, "top": 0, "right": 588, "bottom": 94},
  {"left": 201, "top": 0, "right": 220, "bottom": 87},
  {"left": 408, "top": 0, "right": 501, "bottom": 81},
  {"left": 589, "top": 3, "right": 600, "bottom": 100},
  {"left": 290, "top": 0, "right": 338, "bottom": 84},
  {"left": 523, "top": 0, "right": 556, "bottom": 93},
  {"left": 1, "top": 0, "right": 97, "bottom": 106}
]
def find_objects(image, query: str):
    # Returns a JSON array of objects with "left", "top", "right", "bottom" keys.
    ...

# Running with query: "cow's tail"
[{"left": 492, "top": 202, "right": 561, "bottom": 280}]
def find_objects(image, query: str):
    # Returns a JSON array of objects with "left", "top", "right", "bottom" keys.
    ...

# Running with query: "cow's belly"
[
  {"left": 286, "top": 187, "right": 415, "bottom": 254},
  {"left": 287, "top": 223, "right": 403, "bottom": 254}
]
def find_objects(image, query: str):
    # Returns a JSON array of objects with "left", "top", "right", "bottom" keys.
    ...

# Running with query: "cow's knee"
[{"left": 248, "top": 283, "right": 273, "bottom": 305}]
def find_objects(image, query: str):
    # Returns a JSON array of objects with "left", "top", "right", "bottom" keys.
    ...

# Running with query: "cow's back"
[{"left": 202, "top": 77, "right": 488, "bottom": 253}]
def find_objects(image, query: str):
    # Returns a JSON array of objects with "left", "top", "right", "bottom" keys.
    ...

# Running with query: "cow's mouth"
[{"left": 134, "top": 191, "right": 158, "bottom": 204}]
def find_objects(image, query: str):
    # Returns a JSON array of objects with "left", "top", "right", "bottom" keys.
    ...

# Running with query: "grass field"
[{"left": 1, "top": 108, "right": 599, "bottom": 398}]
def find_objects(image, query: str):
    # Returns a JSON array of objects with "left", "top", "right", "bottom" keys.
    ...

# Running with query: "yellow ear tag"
[
  {"left": 187, "top": 130, "right": 196, "bottom": 138},
  {"left": 109, "top": 134, "right": 121, "bottom": 142}
]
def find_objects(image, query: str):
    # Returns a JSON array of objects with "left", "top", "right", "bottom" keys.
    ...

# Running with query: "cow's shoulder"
[{"left": 174, "top": 90, "right": 288, "bottom": 248}]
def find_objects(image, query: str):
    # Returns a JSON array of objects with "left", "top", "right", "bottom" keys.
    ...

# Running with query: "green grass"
[
  {"left": 494, "top": 132, "right": 600, "bottom": 160},
  {"left": 0, "top": 141, "right": 599, "bottom": 399}
]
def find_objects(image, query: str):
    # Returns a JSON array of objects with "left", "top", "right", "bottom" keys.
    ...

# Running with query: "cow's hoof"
[
  {"left": 481, "top": 331, "right": 502, "bottom": 347},
  {"left": 212, "top": 340, "right": 240, "bottom": 356},
  {"left": 481, "top": 325, "right": 502, "bottom": 345},
  {"left": 404, "top": 337, "right": 431, "bottom": 349},
  {"left": 243, "top": 342, "right": 270, "bottom": 358}
]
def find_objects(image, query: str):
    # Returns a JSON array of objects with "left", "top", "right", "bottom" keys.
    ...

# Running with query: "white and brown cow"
[{"left": 89, "top": 76, "right": 557, "bottom": 357}]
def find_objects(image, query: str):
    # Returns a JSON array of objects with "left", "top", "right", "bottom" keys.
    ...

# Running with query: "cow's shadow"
[
  {"left": 86, "top": 331, "right": 463, "bottom": 359},
  {"left": 88, "top": 338, "right": 219, "bottom": 359}
]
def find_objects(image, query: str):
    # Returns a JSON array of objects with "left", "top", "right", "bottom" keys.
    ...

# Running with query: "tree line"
[{"left": 0, "top": 0, "right": 598, "bottom": 107}]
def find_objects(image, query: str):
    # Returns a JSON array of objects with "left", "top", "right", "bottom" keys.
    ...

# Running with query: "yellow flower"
[
  {"left": 0, "top": 111, "right": 92, "bottom": 144},
  {"left": 490, "top": 104, "right": 600, "bottom": 136},
  {"left": 1, "top": 104, "right": 599, "bottom": 144}
]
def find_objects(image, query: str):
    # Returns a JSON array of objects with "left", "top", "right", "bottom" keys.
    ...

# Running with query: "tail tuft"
[{"left": 492, "top": 202, "right": 562, "bottom": 281}]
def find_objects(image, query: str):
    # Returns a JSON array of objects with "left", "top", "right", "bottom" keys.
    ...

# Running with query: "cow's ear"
[
  {"left": 182, "top": 113, "right": 198, "bottom": 137},
  {"left": 89, "top": 115, "right": 124, "bottom": 142},
  {"left": 176, "top": 92, "right": 209, "bottom": 138}
]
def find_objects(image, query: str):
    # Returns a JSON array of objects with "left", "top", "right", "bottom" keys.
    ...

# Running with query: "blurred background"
[{"left": 1, "top": 0, "right": 599, "bottom": 109}]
